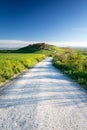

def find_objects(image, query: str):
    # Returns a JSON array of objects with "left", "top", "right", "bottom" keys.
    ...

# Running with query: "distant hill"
[
  {"left": 0, "top": 43, "right": 63, "bottom": 55},
  {"left": 14, "top": 43, "right": 61, "bottom": 54},
  {"left": 15, "top": 43, "right": 50, "bottom": 53}
]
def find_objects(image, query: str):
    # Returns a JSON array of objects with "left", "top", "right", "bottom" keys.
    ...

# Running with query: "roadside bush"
[{"left": 53, "top": 48, "right": 87, "bottom": 89}]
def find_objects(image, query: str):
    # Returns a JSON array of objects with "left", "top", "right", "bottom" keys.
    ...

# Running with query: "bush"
[{"left": 53, "top": 49, "right": 87, "bottom": 89}]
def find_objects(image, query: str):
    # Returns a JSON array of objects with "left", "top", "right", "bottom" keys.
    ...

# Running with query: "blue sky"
[{"left": 0, "top": 0, "right": 87, "bottom": 48}]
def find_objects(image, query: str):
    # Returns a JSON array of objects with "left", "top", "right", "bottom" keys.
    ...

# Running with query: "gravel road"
[{"left": 0, "top": 57, "right": 87, "bottom": 130}]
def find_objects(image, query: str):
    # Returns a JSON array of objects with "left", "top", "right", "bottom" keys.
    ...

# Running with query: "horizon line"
[{"left": 0, "top": 40, "right": 87, "bottom": 48}]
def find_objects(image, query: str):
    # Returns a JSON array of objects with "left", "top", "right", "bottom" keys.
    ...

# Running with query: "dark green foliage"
[
  {"left": 15, "top": 43, "right": 51, "bottom": 53},
  {"left": 0, "top": 43, "right": 64, "bottom": 57},
  {"left": 13, "top": 43, "right": 63, "bottom": 56}
]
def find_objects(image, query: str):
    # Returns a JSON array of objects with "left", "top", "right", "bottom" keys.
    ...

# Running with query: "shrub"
[{"left": 53, "top": 49, "right": 87, "bottom": 89}]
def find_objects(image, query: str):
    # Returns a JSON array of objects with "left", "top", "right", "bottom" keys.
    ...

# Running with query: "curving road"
[{"left": 0, "top": 57, "right": 87, "bottom": 130}]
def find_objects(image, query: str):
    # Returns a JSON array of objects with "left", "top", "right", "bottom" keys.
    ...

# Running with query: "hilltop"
[
  {"left": 16, "top": 43, "right": 51, "bottom": 53},
  {"left": 15, "top": 43, "right": 57, "bottom": 53},
  {"left": 0, "top": 43, "right": 63, "bottom": 55},
  {"left": 12, "top": 43, "right": 63, "bottom": 56}
]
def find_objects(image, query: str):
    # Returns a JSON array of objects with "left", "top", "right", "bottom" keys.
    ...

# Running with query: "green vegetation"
[
  {"left": 16, "top": 43, "right": 50, "bottom": 53},
  {"left": 80, "top": 49, "right": 87, "bottom": 57},
  {"left": 0, "top": 43, "right": 87, "bottom": 90},
  {"left": 0, "top": 43, "right": 60, "bottom": 84},
  {"left": 0, "top": 43, "right": 63, "bottom": 56},
  {"left": 14, "top": 43, "right": 61, "bottom": 53},
  {"left": 53, "top": 48, "right": 87, "bottom": 89},
  {"left": 0, "top": 53, "right": 45, "bottom": 83}
]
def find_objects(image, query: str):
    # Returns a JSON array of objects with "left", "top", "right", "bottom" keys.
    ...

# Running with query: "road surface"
[{"left": 0, "top": 57, "right": 87, "bottom": 130}]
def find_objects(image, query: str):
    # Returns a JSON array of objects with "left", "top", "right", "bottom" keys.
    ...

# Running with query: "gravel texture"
[{"left": 0, "top": 57, "right": 87, "bottom": 130}]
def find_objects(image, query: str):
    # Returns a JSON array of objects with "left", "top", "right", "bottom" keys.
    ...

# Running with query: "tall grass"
[
  {"left": 53, "top": 48, "right": 87, "bottom": 89},
  {"left": 0, "top": 53, "right": 45, "bottom": 83}
]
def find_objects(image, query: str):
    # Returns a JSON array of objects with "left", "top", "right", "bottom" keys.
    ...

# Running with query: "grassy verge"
[
  {"left": 53, "top": 48, "right": 87, "bottom": 89},
  {"left": 0, "top": 53, "right": 46, "bottom": 84}
]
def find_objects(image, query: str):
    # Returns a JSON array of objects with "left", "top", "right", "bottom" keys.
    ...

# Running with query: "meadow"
[
  {"left": 53, "top": 48, "right": 87, "bottom": 89},
  {"left": 0, "top": 53, "right": 45, "bottom": 83}
]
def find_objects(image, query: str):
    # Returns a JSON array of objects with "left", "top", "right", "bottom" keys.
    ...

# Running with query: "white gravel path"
[{"left": 0, "top": 57, "right": 87, "bottom": 130}]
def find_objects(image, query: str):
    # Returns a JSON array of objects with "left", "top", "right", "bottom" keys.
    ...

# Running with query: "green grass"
[
  {"left": 0, "top": 43, "right": 63, "bottom": 84},
  {"left": 53, "top": 48, "right": 87, "bottom": 89},
  {"left": 1, "top": 43, "right": 87, "bottom": 90},
  {"left": 35, "top": 46, "right": 64, "bottom": 56},
  {"left": 0, "top": 53, "right": 46, "bottom": 83}
]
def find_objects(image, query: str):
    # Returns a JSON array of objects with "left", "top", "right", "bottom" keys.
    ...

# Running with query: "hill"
[
  {"left": 15, "top": 43, "right": 50, "bottom": 53},
  {"left": 0, "top": 43, "right": 64, "bottom": 55},
  {"left": 13, "top": 43, "right": 63, "bottom": 55}
]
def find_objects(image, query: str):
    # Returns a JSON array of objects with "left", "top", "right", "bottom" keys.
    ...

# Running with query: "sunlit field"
[{"left": 0, "top": 53, "right": 45, "bottom": 83}]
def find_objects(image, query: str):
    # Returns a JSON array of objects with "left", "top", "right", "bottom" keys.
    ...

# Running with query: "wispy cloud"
[
  {"left": 0, "top": 40, "right": 37, "bottom": 49},
  {"left": 0, "top": 40, "right": 87, "bottom": 49},
  {"left": 48, "top": 41, "right": 87, "bottom": 47}
]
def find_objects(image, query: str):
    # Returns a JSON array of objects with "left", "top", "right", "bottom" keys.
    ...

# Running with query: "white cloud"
[
  {"left": 0, "top": 40, "right": 87, "bottom": 49},
  {"left": 47, "top": 41, "right": 87, "bottom": 47},
  {"left": 62, "top": 42, "right": 87, "bottom": 47},
  {"left": 0, "top": 40, "right": 35, "bottom": 49}
]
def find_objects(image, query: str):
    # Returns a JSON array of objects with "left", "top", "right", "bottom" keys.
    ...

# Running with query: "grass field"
[{"left": 0, "top": 53, "right": 45, "bottom": 83}]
